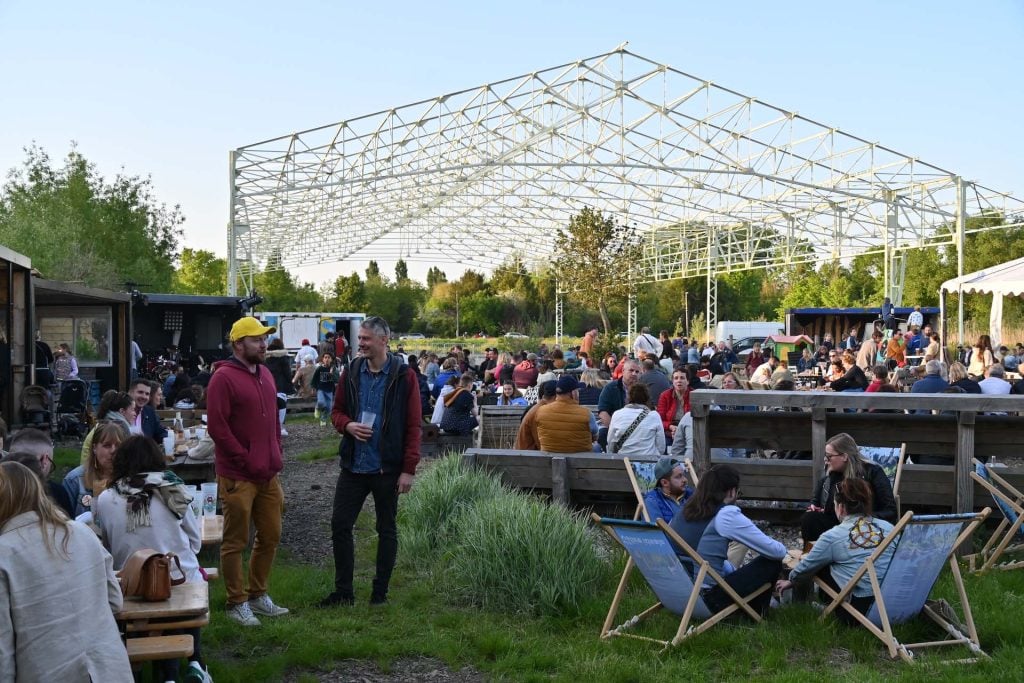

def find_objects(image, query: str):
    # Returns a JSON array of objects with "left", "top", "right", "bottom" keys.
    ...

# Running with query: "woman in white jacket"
[
  {"left": 607, "top": 383, "right": 666, "bottom": 456},
  {"left": 0, "top": 461, "right": 132, "bottom": 682},
  {"left": 95, "top": 435, "right": 211, "bottom": 682}
]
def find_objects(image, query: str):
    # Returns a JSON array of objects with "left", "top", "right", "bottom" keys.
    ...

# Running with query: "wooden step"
[{"left": 126, "top": 634, "right": 193, "bottom": 662}]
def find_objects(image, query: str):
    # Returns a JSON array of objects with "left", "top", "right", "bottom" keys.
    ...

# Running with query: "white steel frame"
[{"left": 229, "top": 46, "right": 1023, "bottom": 339}]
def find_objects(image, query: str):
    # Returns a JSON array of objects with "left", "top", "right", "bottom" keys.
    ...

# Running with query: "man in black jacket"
[{"left": 320, "top": 316, "right": 421, "bottom": 607}]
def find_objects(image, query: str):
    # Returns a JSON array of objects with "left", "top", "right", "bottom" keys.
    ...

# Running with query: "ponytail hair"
[
  {"left": 834, "top": 478, "right": 874, "bottom": 516},
  {"left": 683, "top": 464, "right": 740, "bottom": 521}
]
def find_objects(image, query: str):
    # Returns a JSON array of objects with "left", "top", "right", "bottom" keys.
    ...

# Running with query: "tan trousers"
[{"left": 218, "top": 475, "right": 284, "bottom": 606}]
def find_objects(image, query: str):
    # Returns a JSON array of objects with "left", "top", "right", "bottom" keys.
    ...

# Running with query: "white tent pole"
[{"left": 955, "top": 176, "right": 967, "bottom": 344}]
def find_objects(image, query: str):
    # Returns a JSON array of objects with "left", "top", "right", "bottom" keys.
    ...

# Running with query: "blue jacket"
[
  {"left": 139, "top": 404, "right": 168, "bottom": 441},
  {"left": 911, "top": 374, "right": 949, "bottom": 394},
  {"left": 643, "top": 487, "right": 692, "bottom": 524}
]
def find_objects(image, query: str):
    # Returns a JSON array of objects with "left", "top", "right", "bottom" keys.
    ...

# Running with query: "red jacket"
[
  {"left": 206, "top": 358, "right": 283, "bottom": 483},
  {"left": 656, "top": 388, "right": 691, "bottom": 434},
  {"left": 512, "top": 361, "right": 538, "bottom": 388}
]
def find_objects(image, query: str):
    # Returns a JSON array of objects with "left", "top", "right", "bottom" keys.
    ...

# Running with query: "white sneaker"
[
  {"left": 185, "top": 661, "right": 213, "bottom": 683},
  {"left": 280, "top": 427, "right": 289, "bottom": 437},
  {"left": 226, "top": 601, "right": 261, "bottom": 626},
  {"left": 248, "top": 594, "right": 289, "bottom": 617}
]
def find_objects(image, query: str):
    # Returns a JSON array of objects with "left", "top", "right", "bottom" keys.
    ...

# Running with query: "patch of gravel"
[
  {"left": 282, "top": 656, "right": 484, "bottom": 683},
  {"left": 279, "top": 419, "right": 342, "bottom": 566}
]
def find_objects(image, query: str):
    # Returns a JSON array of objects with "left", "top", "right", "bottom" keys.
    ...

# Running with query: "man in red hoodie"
[{"left": 207, "top": 316, "right": 289, "bottom": 627}]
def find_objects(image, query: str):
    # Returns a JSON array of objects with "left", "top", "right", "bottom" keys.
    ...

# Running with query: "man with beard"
[{"left": 207, "top": 317, "right": 289, "bottom": 627}]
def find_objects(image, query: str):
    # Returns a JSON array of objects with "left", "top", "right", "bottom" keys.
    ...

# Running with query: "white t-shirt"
[{"left": 633, "top": 333, "right": 660, "bottom": 357}]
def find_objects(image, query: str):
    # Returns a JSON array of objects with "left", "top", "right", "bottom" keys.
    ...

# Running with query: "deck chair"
[
  {"left": 816, "top": 509, "right": 991, "bottom": 663},
  {"left": 592, "top": 513, "right": 770, "bottom": 652},
  {"left": 965, "top": 460, "right": 1024, "bottom": 573},
  {"left": 860, "top": 443, "right": 907, "bottom": 516}
]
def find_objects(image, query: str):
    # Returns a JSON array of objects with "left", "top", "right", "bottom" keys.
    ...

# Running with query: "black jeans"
[
  {"left": 702, "top": 556, "right": 783, "bottom": 616},
  {"left": 801, "top": 510, "right": 839, "bottom": 545},
  {"left": 330, "top": 469, "right": 400, "bottom": 599}
]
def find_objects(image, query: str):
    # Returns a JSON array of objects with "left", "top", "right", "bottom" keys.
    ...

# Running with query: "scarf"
[{"left": 113, "top": 470, "right": 190, "bottom": 533}]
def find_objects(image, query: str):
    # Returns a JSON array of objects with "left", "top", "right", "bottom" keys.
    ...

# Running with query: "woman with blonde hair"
[
  {"left": 577, "top": 367, "right": 607, "bottom": 405},
  {"left": 0, "top": 461, "right": 132, "bottom": 680},
  {"left": 64, "top": 422, "right": 130, "bottom": 518},
  {"left": 800, "top": 432, "right": 897, "bottom": 546},
  {"left": 948, "top": 360, "right": 981, "bottom": 393}
]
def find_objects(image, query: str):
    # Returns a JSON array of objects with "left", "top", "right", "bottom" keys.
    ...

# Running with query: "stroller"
[
  {"left": 19, "top": 385, "right": 52, "bottom": 432},
  {"left": 55, "top": 378, "right": 91, "bottom": 439}
]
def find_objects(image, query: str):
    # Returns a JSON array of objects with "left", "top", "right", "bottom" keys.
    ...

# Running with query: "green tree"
[
  {"left": 366, "top": 260, "right": 383, "bottom": 282},
  {"left": 395, "top": 258, "right": 409, "bottom": 283},
  {"left": 327, "top": 272, "right": 366, "bottom": 311},
  {"left": 172, "top": 248, "right": 226, "bottom": 295},
  {"left": 426, "top": 266, "right": 447, "bottom": 289},
  {"left": 256, "top": 253, "right": 323, "bottom": 311},
  {"left": 0, "top": 144, "right": 183, "bottom": 290},
  {"left": 552, "top": 207, "right": 642, "bottom": 335}
]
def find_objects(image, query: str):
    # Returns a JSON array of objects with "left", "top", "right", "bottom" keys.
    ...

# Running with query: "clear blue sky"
[{"left": 2, "top": 0, "right": 1022, "bottom": 285}]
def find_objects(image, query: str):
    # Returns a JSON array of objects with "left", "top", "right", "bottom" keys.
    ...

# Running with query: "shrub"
[
  {"left": 399, "top": 453, "right": 507, "bottom": 566},
  {"left": 443, "top": 492, "right": 611, "bottom": 616}
]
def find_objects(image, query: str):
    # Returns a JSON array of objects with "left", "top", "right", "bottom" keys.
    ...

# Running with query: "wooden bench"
[
  {"left": 156, "top": 409, "right": 204, "bottom": 428},
  {"left": 125, "top": 634, "right": 193, "bottom": 663},
  {"left": 475, "top": 404, "right": 600, "bottom": 450}
]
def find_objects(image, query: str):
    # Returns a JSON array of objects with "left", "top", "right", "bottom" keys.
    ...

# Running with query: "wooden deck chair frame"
[
  {"left": 815, "top": 509, "right": 991, "bottom": 663},
  {"left": 965, "top": 459, "right": 1024, "bottom": 573},
  {"left": 592, "top": 513, "right": 770, "bottom": 652},
  {"left": 623, "top": 457, "right": 699, "bottom": 523}
]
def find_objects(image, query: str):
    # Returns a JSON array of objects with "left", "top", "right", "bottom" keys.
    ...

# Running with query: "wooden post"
[
  {"left": 955, "top": 411, "right": 975, "bottom": 514},
  {"left": 811, "top": 406, "right": 828, "bottom": 498},
  {"left": 692, "top": 403, "right": 710, "bottom": 473},
  {"left": 462, "top": 451, "right": 477, "bottom": 471},
  {"left": 551, "top": 456, "right": 569, "bottom": 506}
]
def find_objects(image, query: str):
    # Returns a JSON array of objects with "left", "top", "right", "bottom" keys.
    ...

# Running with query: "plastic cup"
[
  {"left": 195, "top": 427, "right": 206, "bottom": 440},
  {"left": 201, "top": 482, "right": 218, "bottom": 516},
  {"left": 189, "top": 486, "right": 202, "bottom": 518},
  {"left": 163, "top": 435, "right": 175, "bottom": 456},
  {"left": 359, "top": 410, "right": 377, "bottom": 426}
]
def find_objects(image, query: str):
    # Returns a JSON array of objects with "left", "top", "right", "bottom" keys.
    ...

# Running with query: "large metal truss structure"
[{"left": 229, "top": 46, "right": 1023, "bottom": 340}]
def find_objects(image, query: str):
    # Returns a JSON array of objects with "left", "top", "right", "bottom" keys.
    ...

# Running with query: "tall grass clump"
[
  {"left": 444, "top": 493, "right": 611, "bottom": 616},
  {"left": 399, "top": 453, "right": 507, "bottom": 565}
]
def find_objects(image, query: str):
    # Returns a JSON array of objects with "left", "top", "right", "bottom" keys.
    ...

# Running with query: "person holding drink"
[{"left": 321, "top": 316, "right": 422, "bottom": 607}]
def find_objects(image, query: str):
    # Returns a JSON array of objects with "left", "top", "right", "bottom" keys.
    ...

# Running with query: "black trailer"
[{"left": 132, "top": 293, "right": 244, "bottom": 374}]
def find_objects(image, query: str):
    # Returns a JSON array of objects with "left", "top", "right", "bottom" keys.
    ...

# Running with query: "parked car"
[
  {"left": 399, "top": 332, "right": 425, "bottom": 340},
  {"left": 503, "top": 331, "right": 529, "bottom": 339},
  {"left": 732, "top": 336, "right": 768, "bottom": 361}
]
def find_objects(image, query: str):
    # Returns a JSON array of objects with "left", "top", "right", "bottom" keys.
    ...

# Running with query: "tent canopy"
[{"left": 940, "top": 256, "right": 1024, "bottom": 298}]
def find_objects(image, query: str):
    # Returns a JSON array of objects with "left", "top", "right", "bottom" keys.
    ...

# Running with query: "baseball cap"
[
  {"left": 555, "top": 375, "right": 579, "bottom": 394},
  {"left": 654, "top": 457, "right": 681, "bottom": 482},
  {"left": 229, "top": 317, "right": 277, "bottom": 342},
  {"left": 539, "top": 380, "right": 557, "bottom": 398}
]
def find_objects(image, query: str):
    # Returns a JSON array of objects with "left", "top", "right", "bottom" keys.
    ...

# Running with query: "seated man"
[
  {"left": 643, "top": 457, "right": 692, "bottom": 524},
  {"left": 535, "top": 376, "right": 593, "bottom": 453},
  {"left": 513, "top": 380, "right": 556, "bottom": 450},
  {"left": 979, "top": 363, "right": 1011, "bottom": 395},
  {"left": 5, "top": 429, "right": 74, "bottom": 517}
]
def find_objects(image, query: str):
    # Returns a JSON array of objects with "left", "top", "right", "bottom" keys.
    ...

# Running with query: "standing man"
[
  {"left": 321, "top": 316, "right": 421, "bottom": 607},
  {"left": 580, "top": 327, "right": 599, "bottom": 357},
  {"left": 129, "top": 378, "right": 167, "bottom": 442},
  {"left": 207, "top": 317, "right": 289, "bottom": 627},
  {"left": 633, "top": 326, "right": 661, "bottom": 358}
]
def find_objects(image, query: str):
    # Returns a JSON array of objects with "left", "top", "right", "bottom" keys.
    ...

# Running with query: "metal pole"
[
  {"left": 227, "top": 150, "right": 238, "bottom": 296},
  {"left": 955, "top": 176, "right": 966, "bottom": 345},
  {"left": 554, "top": 283, "right": 563, "bottom": 347}
]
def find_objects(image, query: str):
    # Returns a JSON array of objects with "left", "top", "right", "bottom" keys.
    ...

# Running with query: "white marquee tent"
[{"left": 940, "top": 255, "right": 1024, "bottom": 347}]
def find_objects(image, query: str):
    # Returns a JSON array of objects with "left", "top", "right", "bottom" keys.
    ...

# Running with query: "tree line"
[{"left": 2, "top": 146, "right": 1022, "bottom": 339}]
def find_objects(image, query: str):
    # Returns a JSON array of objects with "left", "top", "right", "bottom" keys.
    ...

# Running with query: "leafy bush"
[
  {"left": 442, "top": 492, "right": 611, "bottom": 616},
  {"left": 399, "top": 454, "right": 507, "bottom": 565}
]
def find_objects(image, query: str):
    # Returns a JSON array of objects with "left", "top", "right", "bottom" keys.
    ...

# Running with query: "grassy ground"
[{"left": 201, "top": 508, "right": 1024, "bottom": 680}]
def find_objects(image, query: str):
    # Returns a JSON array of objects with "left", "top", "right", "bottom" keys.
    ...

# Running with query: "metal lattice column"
[{"left": 555, "top": 288, "right": 563, "bottom": 347}]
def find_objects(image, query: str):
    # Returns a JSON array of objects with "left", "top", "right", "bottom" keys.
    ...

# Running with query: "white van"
[{"left": 714, "top": 321, "right": 784, "bottom": 346}]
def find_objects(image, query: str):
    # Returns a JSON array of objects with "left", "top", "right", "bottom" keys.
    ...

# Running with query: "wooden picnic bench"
[
  {"left": 117, "top": 581, "right": 209, "bottom": 666},
  {"left": 475, "top": 404, "right": 600, "bottom": 450}
]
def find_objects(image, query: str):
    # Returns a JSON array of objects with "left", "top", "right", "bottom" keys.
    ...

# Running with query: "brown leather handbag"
[{"left": 117, "top": 549, "right": 186, "bottom": 601}]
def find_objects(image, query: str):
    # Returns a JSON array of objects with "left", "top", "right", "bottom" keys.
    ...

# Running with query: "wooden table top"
[
  {"left": 201, "top": 514, "right": 223, "bottom": 546},
  {"left": 116, "top": 580, "right": 209, "bottom": 621}
]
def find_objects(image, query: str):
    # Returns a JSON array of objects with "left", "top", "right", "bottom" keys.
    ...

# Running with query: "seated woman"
[
  {"left": 439, "top": 373, "right": 479, "bottom": 436},
  {"left": 64, "top": 422, "right": 129, "bottom": 518},
  {"left": 797, "top": 348, "right": 816, "bottom": 373},
  {"left": 576, "top": 368, "right": 606, "bottom": 405},
  {"left": 826, "top": 352, "right": 868, "bottom": 392},
  {"left": 777, "top": 478, "right": 895, "bottom": 623},
  {"left": 598, "top": 352, "right": 618, "bottom": 381},
  {"left": 669, "top": 464, "right": 786, "bottom": 615},
  {"left": 608, "top": 383, "right": 665, "bottom": 456},
  {"left": 0, "top": 461, "right": 131, "bottom": 680},
  {"left": 864, "top": 365, "right": 888, "bottom": 392},
  {"left": 801, "top": 433, "right": 897, "bottom": 547},
  {"left": 94, "top": 436, "right": 210, "bottom": 682},
  {"left": 655, "top": 369, "right": 690, "bottom": 444},
  {"left": 495, "top": 380, "right": 528, "bottom": 406}
]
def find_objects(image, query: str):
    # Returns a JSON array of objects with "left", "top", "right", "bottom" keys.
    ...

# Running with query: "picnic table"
[
  {"left": 201, "top": 515, "right": 223, "bottom": 547},
  {"left": 117, "top": 581, "right": 209, "bottom": 664}
]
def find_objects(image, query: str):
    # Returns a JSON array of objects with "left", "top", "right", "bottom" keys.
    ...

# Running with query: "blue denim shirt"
[{"left": 352, "top": 355, "right": 392, "bottom": 473}]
